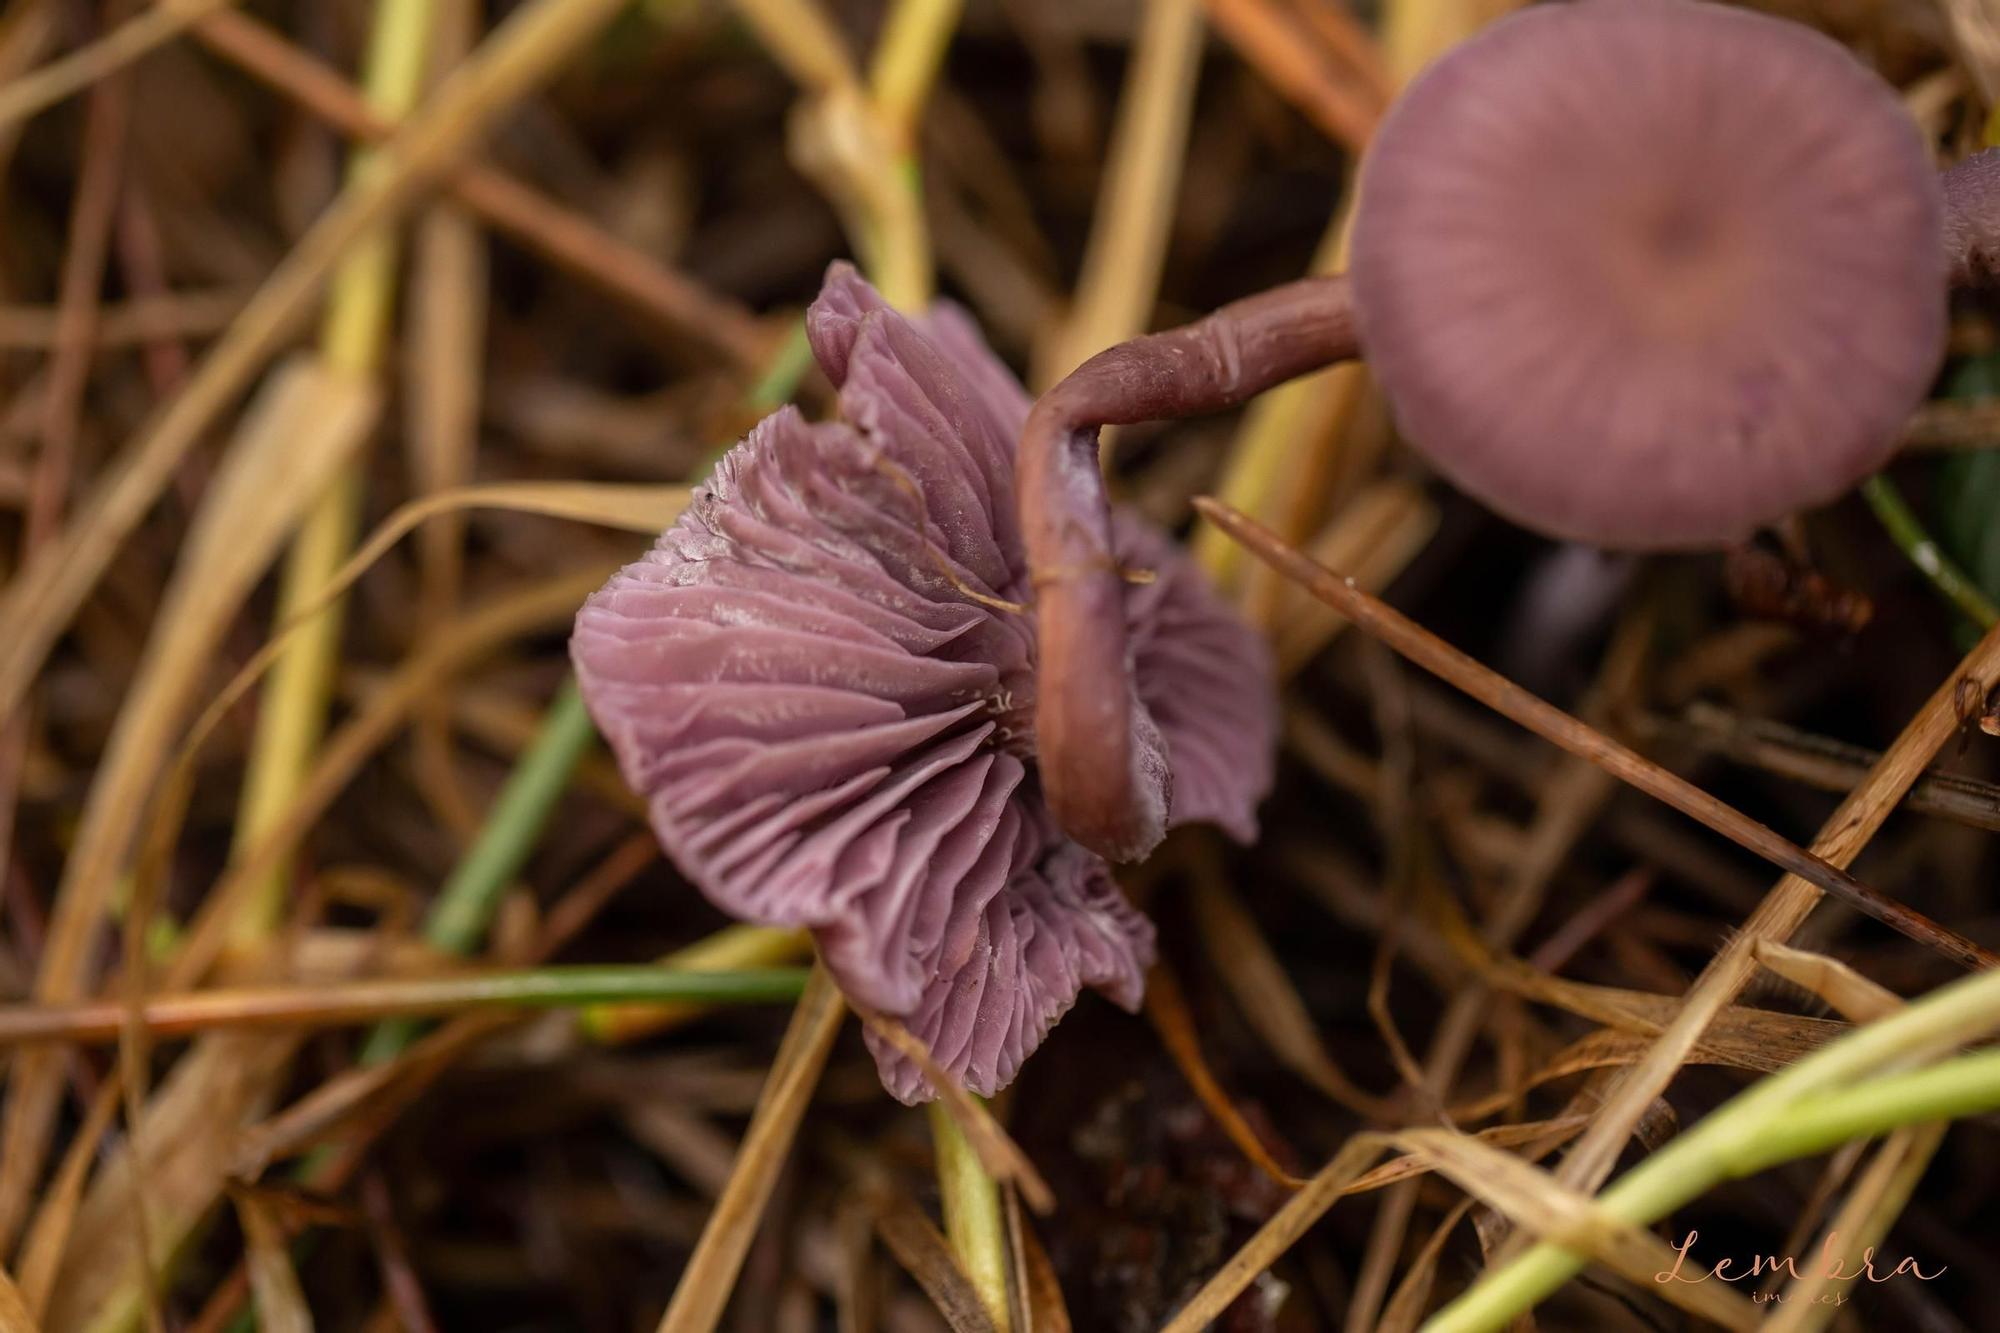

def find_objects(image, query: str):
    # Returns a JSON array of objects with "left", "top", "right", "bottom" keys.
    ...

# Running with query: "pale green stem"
[
  {"left": 581, "top": 924, "right": 813, "bottom": 1042},
  {"left": 930, "top": 1100, "right": 1012, "bottom": 1331},
  {"left": 1728, "top": 1048, "right": 2000, "bottom": 1174}
]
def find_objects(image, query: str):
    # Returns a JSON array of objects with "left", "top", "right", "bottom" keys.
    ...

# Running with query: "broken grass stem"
[{"left": 1194, "top": 497, "right": 1998, "bottom": 971}]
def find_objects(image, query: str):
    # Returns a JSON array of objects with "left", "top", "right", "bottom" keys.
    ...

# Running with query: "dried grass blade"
[
  {"left": 187, "top": 9, "right": 769, "bottom": 366},
  {"left": 231, "top": 1014, "right": 510, "bottom": 1182},
  {"left": 165, "top": 570, "right": 610, "bottom": 1000},
  {"left": 0, "top": 289, "right": 245, "bottom": 349},
  {"left": 229, "top": 788, "right": 661, "bottom": 1189},
  {"left": 1375, "top": 1197, "right": 1475, "bottom": 1333},
  {"left": 33, "top": 574, "right": 605, "bottom": 1326},
  {"left": 0, "top": 357, "right": 378, "bottom": 1255},
  {"left": 1196, "top": 496, "right": 1997, "bottom": 971},
  {"left": 854, "top": 1011, "right": 1053, "bottom": 1214},
  {"left": 0, "top": 1265, "right": 36, "bottom": 1333},
  {"left": 1158, "top": 1137, "right": 1387, "bottom": 1333},
  {"left": 1271, "top": 479, "right": 1437, "bottom": 671},
  {"left": 1446, "top": 1026, "right": 1814, "bottom": 1121},
  {"left": 0, "top": 0, "right": 644, "bottom": 726},
  {"left": 241, "top": 481, "right": 685, "bottom": 706},
  {"left": 623, "top": 1107, "right": 741, "bottom": 1200},
  {"left": 0, "top": 0, "right": 238, "bottom": 134},
  {"left": 1752, "top": 939, "right": 1902, "bottom": 1023},
  {"left": 1422, "top": 829, "right": 1850, "bottom": 1066},
  {"left": 1142, "top": 962, "right": 1310, "bottom": 1190},
  {"left": 13, "top": 1085, "right": 118, "bottom": 1320},
  {"left": 1188, "top": 865, "right": 1392, "bottom": 1117},
  {"left": 866, "top": 1189, "right": 998, "bottom": 1333},
  {"left": 1199, "top": 0, "right": 1381, "bottom": 149},
  {"left": 1004, "top": 1191, "right": 1069, "bottom": 1333},
  {"left": 1767, "top": 1124, "right": 1947, "bottom": 1331},
  {"left": 1032, "top": 0, "right": 1202, "bottom": 387},
  {"left": 359, "top": 1174, "right": 438, "bottom": 1333},
  {"left": 138, "top": 483, "right": 679, "bottom": 882},
  {"left": 1388, "top": 1127, "right": 1758, "bottom": 1330},
  {"left": 42, "top": 1033, "right": 303, "bottom": 1333},
  {"left": 405, "top": 7, "right": 490, "bottom": 841},
  {"left": 231, "top": 1187, "right": 313, "bottom": 1333},
  {"left": 1340, "top": 1120, "right": 1586, "bottom": 1198},
  {"left": 656, "top": 964, "right": 846, "bottom": 1333},
  {"left": 1545, "top": 615, "right": 2000, "bottom": 1204}
]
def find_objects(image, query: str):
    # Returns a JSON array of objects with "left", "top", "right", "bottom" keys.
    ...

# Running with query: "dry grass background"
[{"left": 3, "top": 0, "right": 2000, "bottom": 1327}]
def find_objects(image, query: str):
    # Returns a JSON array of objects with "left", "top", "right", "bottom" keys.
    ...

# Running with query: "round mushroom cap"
[{"left": 1349, "top": 0, "right": 1946, "bottom": 549}]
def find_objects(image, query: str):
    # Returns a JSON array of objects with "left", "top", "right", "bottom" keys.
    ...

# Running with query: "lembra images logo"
[{"left": 1656, "top": 1231, "right": 1945, "bottom": 1306}]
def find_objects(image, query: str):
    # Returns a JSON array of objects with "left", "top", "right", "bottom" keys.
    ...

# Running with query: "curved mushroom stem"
[
  {"left": 1944, "top": 149, "right": 2000, "bottom": 288},
  {"left": 1018, "top": 274, "right": 1361, "bottom": 861}
]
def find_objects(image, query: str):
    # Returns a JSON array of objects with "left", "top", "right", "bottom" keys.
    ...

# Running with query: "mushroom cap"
[
  {"left": 1942, "top": 147, "right": 2000, "bottom": 286},
  {"left": 570, "top": 265, "right": 1273, "bottom": 1102},
  {"left": 1349, "top": 0, "right": 1946, "bottom": 549}
]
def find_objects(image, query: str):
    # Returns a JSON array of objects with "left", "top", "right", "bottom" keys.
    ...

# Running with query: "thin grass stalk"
[
  {"left": 0, "top": 0, "right": 645, "bottom": 731},
  {"left": 1860, "top": 473, "right": 1999, "bottom": 629},
  {"left": 358, "top": 681, "right": 598, "bottom": 1063},
  {"left": 1196, "top": 498, "right": 1997, "bottom": 970},
  {"left": 407, "top": 0, "right": 489, "bottom": 841},
  {"left": 581, "top": 925, "right": 813, "bottom": 1043},
  {"left": 0, "top": 0, "right": 237, "bottom": 133},
  {"left": 232, "top": 0, "right": 439, "bottom": 941},
  {"left": 1032, "top": 0, "right": 1203, "bottom": 389},
  {"left": 0, "top": 966, "right": 814, "bottom": 1045},
  {"left": 656, "top": 965, "right": 847, "bottom": 1333}
]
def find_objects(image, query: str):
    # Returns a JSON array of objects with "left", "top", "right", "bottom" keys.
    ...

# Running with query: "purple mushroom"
[
  {"left": 571, "top": 264, "right": 1274, "bottom": 1102},
  {"left": 1351, "top": 0, "right": 1944, "bottom": 550},
  {"left": 1944, "top": 148, "right": 2000, "bottom": 287},
  {"left": 1021, "top": 0, "right": 1992, "bottom": 862}
]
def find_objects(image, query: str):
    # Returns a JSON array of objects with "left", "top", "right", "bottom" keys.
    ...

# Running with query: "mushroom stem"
[
  {"left": 1019, "top": 274, "right": 1359, "bottom": 860},
  {"left": 1944, "top": 149, "right": 2000, "bottom": 288}
]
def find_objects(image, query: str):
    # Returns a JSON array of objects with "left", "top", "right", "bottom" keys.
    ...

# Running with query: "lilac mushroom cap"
[
  {"left": 570, "top": 264, "right": 1275, "bottom": 1102},
  {"left": 1943, "top": 147, "right": 2000, "bottom": 287},
  {"left": 1349, "top": 0, "right": 1947, "bottom": 549}
]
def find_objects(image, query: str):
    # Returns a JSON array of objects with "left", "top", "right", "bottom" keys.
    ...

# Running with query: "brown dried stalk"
[{"left": 1195, "top": 496, "right": 1997, "bottom": 971}]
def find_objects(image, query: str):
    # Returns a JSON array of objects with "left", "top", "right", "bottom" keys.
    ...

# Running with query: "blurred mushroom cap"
[
  {"left": 571, "top": 265, "right": 1274, "bottom": 1102},
  {"left": 1350, "top": 0, "right": 1945, "bottom": 549}
]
